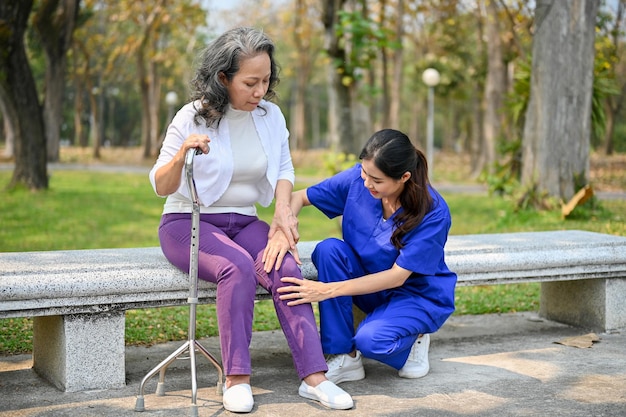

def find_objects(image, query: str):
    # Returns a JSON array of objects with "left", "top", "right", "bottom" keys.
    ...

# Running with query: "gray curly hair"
[{"left": 189, "top": 27, "right": 280, "bottom": 127}]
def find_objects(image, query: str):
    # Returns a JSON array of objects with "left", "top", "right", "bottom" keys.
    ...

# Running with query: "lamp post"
[
  {"left": 422, "top": 68, "right": 440, "bottom": 178},
  {"left": 160, "top": 91, "right": 180, "bottom": 147},
  {"left": 165, "top": 91, "right": 179, "bottom": 122}
]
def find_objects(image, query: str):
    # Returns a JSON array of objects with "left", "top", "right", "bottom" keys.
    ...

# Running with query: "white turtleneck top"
[{"left": 210, "top": 106, "right": 268, "bottom": 215}]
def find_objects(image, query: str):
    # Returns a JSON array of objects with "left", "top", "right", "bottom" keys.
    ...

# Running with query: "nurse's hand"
[
  {"left": 278, "top": 277, "right": 329, "bottom": 306},
  {"left": 262, "top": 230, "right": 301, "bottom": 273}
]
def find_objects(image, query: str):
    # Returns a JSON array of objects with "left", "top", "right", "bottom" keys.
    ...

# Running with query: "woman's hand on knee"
[{"left": 262, "top": 231, "right": 301, "bottom": 273}]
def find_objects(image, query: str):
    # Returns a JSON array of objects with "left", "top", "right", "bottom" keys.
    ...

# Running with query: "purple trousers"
[{"left": 158, "top": 212, "right": 327, "bottom": 379}]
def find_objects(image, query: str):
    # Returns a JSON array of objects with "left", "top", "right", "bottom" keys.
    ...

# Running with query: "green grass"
[
  {"left": 0, "top": 169, "right": 624, "bottom": 355},
  {"left": 0, "top": 171, "right": 162, "bottom": 251}
]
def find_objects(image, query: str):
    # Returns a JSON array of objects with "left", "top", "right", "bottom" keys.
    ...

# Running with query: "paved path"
[{"left": 1, "top": 312, "right": 624, "bottom": 417}]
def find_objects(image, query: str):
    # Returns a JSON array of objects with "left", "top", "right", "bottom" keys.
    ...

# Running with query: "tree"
[
  {"left": 289, "top": 0, "right": 321, "bottom": 150},
  {"left": 114, "top": 0, "right": 206, "bottom": 158},
  {"left": 0, "top": 94, "right": 16, "bottom": 158},
  {"left": 0, "top": 0, "right": 48, "bottom": 190},
  {"left": 67, "top": 0, "right": 206, "bottom": 158},
  {"left": 388, "top": 0, "right": 405, "bottom": 130},
  {"left": 403, "top": 1, "right": 497, "bottom": 166},
  {"left": 33, "top": 0, "right": 80, "bottom": 162},
  {"left": 322, "top": 0, "right": 354, "bottom": 154},
  {"left": 521, "top": 0, "right": 599, "bottom": 202},
  {"left": 479, "top": 0, "right": 506, "bottom": 177},
  {"left": 70, "top": 0, "right": 108, "bottom": 157},
  {"left": 599, "top": 0, "right": 626, "bottom": 155},
  {"left": 323, "top": 1, "right": 392, "bottom": 154}
]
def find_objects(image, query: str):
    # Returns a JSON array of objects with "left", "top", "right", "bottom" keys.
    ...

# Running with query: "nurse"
[{"left": 276, "top": 128, "right": 457, "bottom": 384}]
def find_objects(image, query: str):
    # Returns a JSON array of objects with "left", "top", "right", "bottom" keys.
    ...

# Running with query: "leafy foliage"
[
  {"left": 323, "top": 151, "right": 358, "bottom": 176},
  {"left": 483, "top": 139, "right": 522, "bottom": 197},
  {"left": 333, "top": 10, "right": 396, "bottom": 86},
  {"left": 591, "top": 59, "right": 621, "bottom": 145}
]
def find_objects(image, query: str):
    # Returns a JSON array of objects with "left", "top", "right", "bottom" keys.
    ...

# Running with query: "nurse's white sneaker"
[
  {"left": 325, "top": 351, "right": 365, "bottom": 384},
  {"left": 398, "top": 334, "right": 430, "bottom": 379}
]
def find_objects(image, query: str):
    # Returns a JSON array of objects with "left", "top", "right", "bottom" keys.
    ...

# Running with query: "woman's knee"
[{"left": 276, "top": 254, "right": 302, "bottom": 278}]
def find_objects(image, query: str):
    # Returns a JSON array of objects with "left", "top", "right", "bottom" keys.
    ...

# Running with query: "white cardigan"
[{"left": 149, "top": 99, "right": 295, "bottom": 212}]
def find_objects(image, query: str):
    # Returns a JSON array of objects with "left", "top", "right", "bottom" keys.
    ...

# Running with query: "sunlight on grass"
[{"left": 0, "top": 171, "right": 162, "bottom": 251}]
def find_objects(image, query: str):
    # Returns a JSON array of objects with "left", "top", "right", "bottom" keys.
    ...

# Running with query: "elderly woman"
[{"left": 149, "top": 27, "right": 353, "bottom": 413}]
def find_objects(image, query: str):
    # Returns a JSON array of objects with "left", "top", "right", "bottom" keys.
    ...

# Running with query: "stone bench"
[{"left": 1, "top": 230, "right": 625, "bottom": 392}]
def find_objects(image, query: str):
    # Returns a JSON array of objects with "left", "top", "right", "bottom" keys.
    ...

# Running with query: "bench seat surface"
[{"left": 1, "top": 230, "right": 625, "bottom": 318}]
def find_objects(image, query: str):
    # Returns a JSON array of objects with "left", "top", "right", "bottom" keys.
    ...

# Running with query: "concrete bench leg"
[
  {"left": 540, "top": 278, "right": 626, "bottom": 333},
  {"left": 32, "top": 312, "right": 126, "bottom": 392}
]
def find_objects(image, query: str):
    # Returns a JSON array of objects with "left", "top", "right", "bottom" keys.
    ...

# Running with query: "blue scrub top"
[{"left": 307, "top": 164, "right": 457, "bottom": 314}]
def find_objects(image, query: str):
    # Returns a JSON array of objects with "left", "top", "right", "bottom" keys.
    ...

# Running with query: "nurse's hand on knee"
[
  {"left": 278, "top": 277, "right": 329, "bottom": 305},
  {"left": 277, "top": 278, "right": 307, "bottom": 305}
]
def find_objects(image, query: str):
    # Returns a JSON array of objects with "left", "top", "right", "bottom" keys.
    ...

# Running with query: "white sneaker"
[
  {"left": 222, "top": 383, "right": 254, "bottom": 413},
  {"left": 398, "top": 334, "right": 430, "bottom": 379},
  {"left": 298, "top": 380, "right": 354, "bottom": 409},
  {"left": 325, "top": 351, "right": 365, "bottom": 384}
]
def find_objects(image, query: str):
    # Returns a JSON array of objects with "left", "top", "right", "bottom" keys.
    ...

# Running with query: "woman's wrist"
[{"left": 275, "top": 199, "right": 291, "bottom": 210}]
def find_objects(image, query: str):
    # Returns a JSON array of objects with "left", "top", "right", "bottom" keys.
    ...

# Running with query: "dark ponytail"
[{"left": 359, "top": 129, "right": 432, "bottom": 249}]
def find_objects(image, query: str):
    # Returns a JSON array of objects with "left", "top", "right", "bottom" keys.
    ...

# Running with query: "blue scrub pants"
[{"left": 313, "top": 238, "right": 442, "bottom": 370}]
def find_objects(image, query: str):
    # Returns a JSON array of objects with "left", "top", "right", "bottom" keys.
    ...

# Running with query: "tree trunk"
[
  {"left": 290, "top": 0, "right": 312, "bottom": 151},
  {"left": 33, "top": 0, "right": 80, "bottom": 163},
  {"left": 388, "top": 0, "right": 404, "bottom": 130},
  {"left": 350, "top": 86, "right": 370, "bottom": 152},
  {"left": 443, "top": 103, "right": 457, "bottom": 152},
  {"left": 322, "top": 0, "right": 354, "bottom": 154},
  {"left": 408, "top": 98, "right": 421, "bottom": 148},
  {"left": 349, "top": 0, "right": 372, "bottom": 151},
  {"left": 469, "top": 5, "right": 486, "bottom": 178},
  {"left": 0, "top": 0, "right": 48, "bottom": 190},
  {"left": 482, "top": 0, "right": 505, "bottom": 175},
  {"left": 136, "top": 3, "right": 165, "bottom": 159},
  {"left": 73, "top": 80, "right": 86, "bottom": 147},
  {"left": 602, "top": 103, "right": 615, "bottom": 155},
  {"left": 148, "top": 59, "right": 160, "bottom": 156},
  {"left": 88, "top": 88, "right": 102, "bottom": 159},
  {"left": 1, "top": 97, "right": 16, "bottom": 158},
  {"left": 138, "top": 42, "right": 152, "bottom": 159},
  {"left": 469, "top": 88, "right": 484, "bottom": 178},
  {"left": 292, "top": 70, "right": 309, "bottom": 151},
  {"left": 379, "top": 0, "right": 390, "bottom": 129},
  {"left": 521, "top": 0, "right": 599, "bottom": 201},
  {"left": 70, "top": 42, "right": 88, "bottom": 147},
  {"left": 602, "top": 0, "right": 625, "bottom": 156}
]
